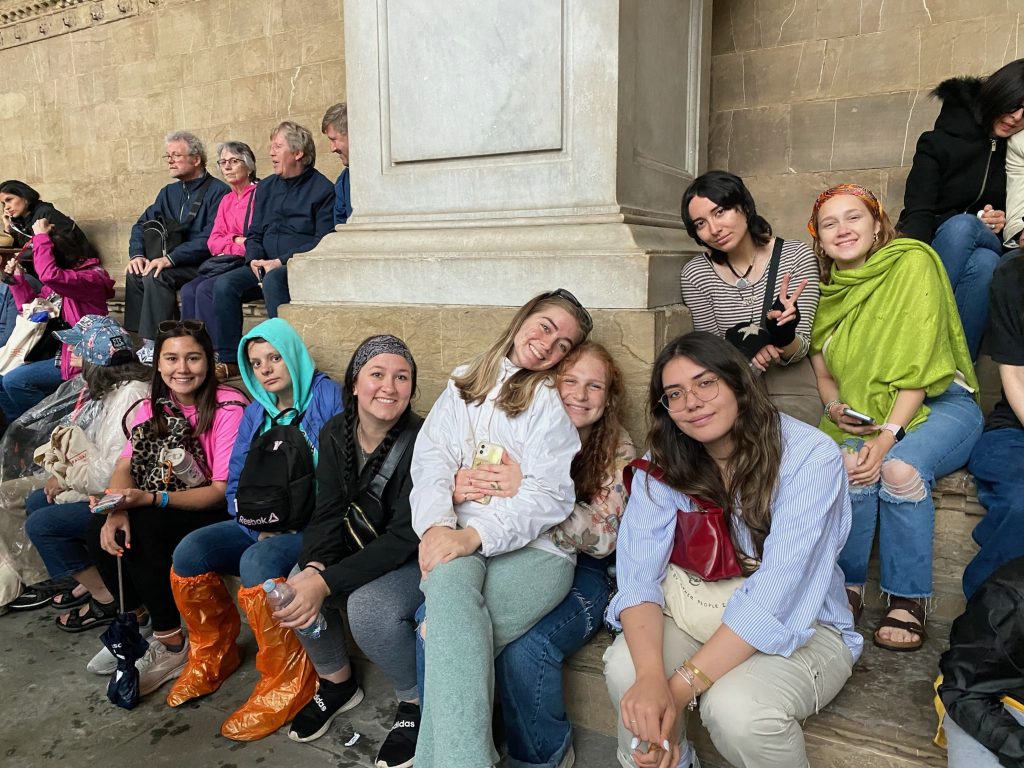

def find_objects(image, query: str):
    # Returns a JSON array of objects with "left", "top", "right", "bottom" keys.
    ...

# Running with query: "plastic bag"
[{"left": 0, "top": 376, "right": 91, "bottom": 592}]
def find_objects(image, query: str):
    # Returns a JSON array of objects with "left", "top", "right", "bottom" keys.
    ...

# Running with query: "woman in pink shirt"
[
  {"left": 83, "top": 320, "right": 246, "bottom": 697},
  {"left": 0, "top": 217, "right": 114, "bottom": 424},
  {"left": 180, "top": 141, "right": 258, "bottom": 369}
]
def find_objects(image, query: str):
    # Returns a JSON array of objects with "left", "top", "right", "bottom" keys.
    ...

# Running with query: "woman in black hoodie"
[{"left": 898, "top": 59, "right": 1024, "bottom": 359}]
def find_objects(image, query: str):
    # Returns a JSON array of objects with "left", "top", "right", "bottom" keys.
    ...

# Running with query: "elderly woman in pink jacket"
[{"left": 0, "top": 218, "right": 114, "bottom": 424}]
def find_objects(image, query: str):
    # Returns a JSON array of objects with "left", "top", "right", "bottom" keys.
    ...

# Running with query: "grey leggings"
[{"left": 295, "top": 560, "right": 422, "bottom": 701}]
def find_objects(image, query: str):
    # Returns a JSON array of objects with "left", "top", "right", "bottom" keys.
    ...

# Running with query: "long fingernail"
[
  {"left": 663, "top": 740, "right": 671, "bottom": 751},
  {"left": 630, "top": 736, "right": 639, "bottom": 750}
]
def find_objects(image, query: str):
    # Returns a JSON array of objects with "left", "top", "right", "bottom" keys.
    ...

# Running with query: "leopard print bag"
[{"left": 127, "top": 399, "right": 211, "bottom": 492}]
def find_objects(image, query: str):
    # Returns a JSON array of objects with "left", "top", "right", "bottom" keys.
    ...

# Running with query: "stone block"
[
  {"left": 790, "top": 100, "right": 838, "bottom": 172},
  {"left": 189, "top": 37, "right": 274, "bottom": 85},
  {"left": 272, "top": 65, "right": 326, "bottom": 119},
  {"left": 824, "top": 30, "right": 922, "bottom": 99},
  {"left": 707, "top": 110, "right": 732, "bottom": 170},
  {"left": 116, "top": 55, "right": 186, "bottom": 98},
  {"left": 715, "top": 0, "right": 762, "bottom": 53},
  {"left": 710, "top": 0, "right": 737, "bottom": 55},
  {"left": 830, "top": 92, "right": 919, "bottom": 171},
  {"left": 875, "top": 0, "right": 934, "bottom": 31},
  {"left": 271, "top": 25, "right": 346, "bottom": 71},
  {"left": 920, "top": 15, "right": 1021, "bottom": 88},
  {"left": 321, "top": 56, "right": 347, "bottom": 98},
  {"left": 743, "top": 172, "right": 829, "bottom": 241},
  {"left": 67, "top": 179, "right": 116, "bottom": 224},
  {"left": 153, "top": 1, "right": 214, "bottom": 57},
  {"left": 275, "top": 0, "right": 342, "bottom": 33},
  {"left": 180, "top": 80, "right": 235, "bottom": 129},
  {"left": 230, "top": 73, "right": 275, "bottom": 122},
  {"left": 118, "top": 92, "right": 182, "bottom": 140},
  {"left": 722, "top": 106, "right": 791, "bottom": 177},
  {"left": 757, "top": 0, "right": 818, "bottom": 48},
  {"left": 710, "top": 52, "right": 745, "bottom": 112},
  {"left": 815, "top": 0, "right": 862, "bottom": 40},
  {"left": 928, "top": 0, "right": 1016, "bottom": 24}
]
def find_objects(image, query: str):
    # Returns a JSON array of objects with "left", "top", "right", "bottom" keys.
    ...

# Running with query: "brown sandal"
[
  {"left": 845, "top": 588, "right": 864, "bottom": 626},
  {"left": 873, "top": 596, "right": 926, "bottom": 652}
]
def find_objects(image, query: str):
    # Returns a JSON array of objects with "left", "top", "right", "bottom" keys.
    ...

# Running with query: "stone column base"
[{"left": 280, "top": 302, "right": 693, "bottom": 439}]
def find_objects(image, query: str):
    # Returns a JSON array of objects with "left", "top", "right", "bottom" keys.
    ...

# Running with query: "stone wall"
[
  {"left": 709, "top": 0, "right": 1023, "bottom": 240},
  {"left": 0, "top": 0, "right": 346, "bottom": 273}
]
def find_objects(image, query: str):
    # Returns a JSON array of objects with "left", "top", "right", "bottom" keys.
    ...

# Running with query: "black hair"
[
  {"left": 338, "top": 336, "right": 418, "bottom": 499},
  {"left": 81, "top": 356, "right": 151, "bottom": 400},
  {"left": 680, "top": 170, "right": 773, "bottom": 264},
  {"left": 0, "top": 180, "right": 40, "bottom": 209},
  {"left": 980, "top": 58, "right": 1024, "bottom": 133},
  {"left": 48, "top": 228, "right": 99, "bottom": 270}
]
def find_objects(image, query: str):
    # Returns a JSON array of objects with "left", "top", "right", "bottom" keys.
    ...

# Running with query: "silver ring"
[{"left": 491, "top": 481, "right": 499, "bottom": 491}]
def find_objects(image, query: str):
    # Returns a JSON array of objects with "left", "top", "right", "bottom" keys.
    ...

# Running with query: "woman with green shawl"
[{"left": 808, "top": 184, "right": 983, "bottom": 653}]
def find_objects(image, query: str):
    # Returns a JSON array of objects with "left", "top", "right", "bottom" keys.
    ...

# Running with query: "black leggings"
[{"left": 87, "top": 505, "right": 228, "bottom": 632}]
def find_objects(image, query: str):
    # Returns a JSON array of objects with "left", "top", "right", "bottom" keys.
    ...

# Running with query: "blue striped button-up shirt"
[{"left": 607, "top": 415, "right": 863, "bottom": 662}]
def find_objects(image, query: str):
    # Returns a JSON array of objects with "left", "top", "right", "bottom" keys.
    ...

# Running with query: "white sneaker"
[
  {"left": 136, "top": 637, "right": 189, "bottom": 696},
  {"left": 87, "top": 616, "right": 153, "bottom": 675}
]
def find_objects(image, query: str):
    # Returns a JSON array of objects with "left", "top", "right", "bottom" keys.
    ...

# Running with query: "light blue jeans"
[
  {"left": 839, "top": 384, "right": 982, "bottom": 597},
  {"left": 944, "top": 708, "right": 1024, "bottom": 767},
  {"left": 171, "top": 519, "right": 302, "bottom": 588},
  {"left": 931, "top": 213, "right": 1007, "bottom": 360}
]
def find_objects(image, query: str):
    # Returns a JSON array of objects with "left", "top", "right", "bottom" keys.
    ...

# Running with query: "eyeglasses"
[
  {"left": 217, "top": 158, "right": 244, "bottom": 168},
  {"left": 163, "top": 153, "right": 191, "bottom": 162},
  {"left": 659, "top": 377, "right": 720, "bottom": 411},
  {"left": 545, "top": 288, "right": 593, "bottom": 333},
  {"left": 158, "top": 319, "right": 205, "bottom": 334}
]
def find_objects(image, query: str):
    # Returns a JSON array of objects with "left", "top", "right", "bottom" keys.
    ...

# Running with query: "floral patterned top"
[{"left": 549, "top": 427, "right": 636, "bottom": 557}]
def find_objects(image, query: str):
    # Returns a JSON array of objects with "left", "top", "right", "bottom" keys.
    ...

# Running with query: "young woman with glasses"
[{"left": 604, "top": 331, "right": 860, "bottom": 768}]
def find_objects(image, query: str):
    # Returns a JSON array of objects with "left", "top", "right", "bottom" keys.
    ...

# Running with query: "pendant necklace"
[{"left": 726, "top": 258, "right": 754, "bottom": 290}]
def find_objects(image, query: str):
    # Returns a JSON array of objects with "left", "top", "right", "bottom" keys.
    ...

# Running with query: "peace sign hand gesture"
[{"left": 765, "top": 272, "right": 809, "bottom": 347}]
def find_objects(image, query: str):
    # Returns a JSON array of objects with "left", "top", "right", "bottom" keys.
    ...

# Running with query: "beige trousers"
[{"left": 603, "top": 616, "right": 854, "bottom": 768}]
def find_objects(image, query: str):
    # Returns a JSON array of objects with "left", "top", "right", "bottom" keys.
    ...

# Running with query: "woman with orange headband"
[{"left": 807, "top": 183, "right": 983, "bottom": 653}]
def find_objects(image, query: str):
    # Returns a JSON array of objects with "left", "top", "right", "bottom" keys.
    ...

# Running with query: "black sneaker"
[
  {"left": 7, "top": 577, "right": 74, "bottom": 611},
  {"left": 374, "top": 701, "right": 420, "bottom": 768},
  {"left": 288, "top": 675, "right": 364, "bottom": 743}
]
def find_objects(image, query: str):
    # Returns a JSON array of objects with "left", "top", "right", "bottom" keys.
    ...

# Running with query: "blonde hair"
[
  {"left": 808, "top": 184, "right": 897, "bottom": 280},
  {"left": 453, "top": 292, "right": 592, "bottom": 418}
]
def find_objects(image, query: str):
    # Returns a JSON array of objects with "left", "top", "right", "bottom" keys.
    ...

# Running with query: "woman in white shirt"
[{"left": 410, "top": 289, "right": 593, "bottom": 768}]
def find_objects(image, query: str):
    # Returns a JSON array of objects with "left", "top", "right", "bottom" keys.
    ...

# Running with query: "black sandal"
[
  {"left": 55, "top": 597, "right": 117, "bottom": 633},
  {"left": 50, "top": 585, "right": 90, "bottom": 611},
  {"left": 845, "top": 588, "right": 864, "bottom": 626},
  {"left": 873, "top": 596, "right": 926, "bottom": 652}
]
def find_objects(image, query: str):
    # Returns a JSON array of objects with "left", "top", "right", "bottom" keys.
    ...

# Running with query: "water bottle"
[{"left": 262, "top": 579, "right": 327, "bottom": 639}]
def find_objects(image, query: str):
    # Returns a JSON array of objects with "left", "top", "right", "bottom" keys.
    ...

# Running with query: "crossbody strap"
[
  {"left": 242, "top": 184, "right": 257, "bottom": 233},
  {"left": 180, "top": 175, "right": 214, "bottom": 226},
  {"left": 758, "top": 237, "right": 785, "bottom": 325},
  {"left": 366, "top": 426, "right": 417, "bottom": 500}
]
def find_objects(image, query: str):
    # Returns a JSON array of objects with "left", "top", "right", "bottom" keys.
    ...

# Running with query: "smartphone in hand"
[
  {"left": 841, "top": 407, "right": 875, "bottom": 426},
  {"left": 91, "top": 492, "right": 125, "bottom": 514},
  {"left": 470, "top": 442, "right": 505, "bottom": 505}
]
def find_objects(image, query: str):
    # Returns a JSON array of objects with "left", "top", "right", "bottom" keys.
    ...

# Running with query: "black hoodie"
[{"left": 898, "top": 77, "right": 1008, "bottom": 243}]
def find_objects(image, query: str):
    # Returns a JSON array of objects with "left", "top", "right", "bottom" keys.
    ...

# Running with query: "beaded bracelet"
[
  {"left": 159, "top": 491, "right": 170, "bottom": 508},
  {"left": 823, "top": 399, "right": 841, "bottom": 423}
]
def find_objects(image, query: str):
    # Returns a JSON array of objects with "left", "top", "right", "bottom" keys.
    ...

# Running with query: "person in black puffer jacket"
[
  {"left": 898, "top": 59, "right": 1024, "bottom": 360},
  {"left": 938, "top": 556, "right": 1024, "bottom": 767}
]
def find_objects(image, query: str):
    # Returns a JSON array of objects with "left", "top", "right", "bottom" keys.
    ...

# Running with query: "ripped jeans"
[
  {"left": 494, "top": 555, "right": 611, "bottom": 768},
  {"left": 838, "top": 384, "right": 983, "bottom": 597}
]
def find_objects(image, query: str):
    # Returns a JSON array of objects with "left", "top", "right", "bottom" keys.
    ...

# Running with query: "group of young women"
[{"left": 9, "top": 57, "right": 1024, "bottom": 768}]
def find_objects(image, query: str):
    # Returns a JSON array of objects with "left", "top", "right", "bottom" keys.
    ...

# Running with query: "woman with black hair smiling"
[
  {"left": 604, "top": 332, "right": 859, "bottom": 768},
  {"left": 679, "top": 171, "right": 819, "bottom": 425}
]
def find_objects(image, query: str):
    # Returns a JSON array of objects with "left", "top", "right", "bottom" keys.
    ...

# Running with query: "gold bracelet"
[{"left": 683, "top": 660, "right": 714, "bottom": 692}]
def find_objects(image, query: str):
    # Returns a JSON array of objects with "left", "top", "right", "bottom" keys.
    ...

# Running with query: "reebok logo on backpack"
[{"left": 235, "top": 409, "right": 315, "bottom": 532}]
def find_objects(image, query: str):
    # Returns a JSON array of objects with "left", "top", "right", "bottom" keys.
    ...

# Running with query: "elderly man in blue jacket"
[
  {"left": 124, "top": 131, "right": 229, "bottom": 358},
  {"left": 210, "top": 121, "right": 334, "bottom": 378}
]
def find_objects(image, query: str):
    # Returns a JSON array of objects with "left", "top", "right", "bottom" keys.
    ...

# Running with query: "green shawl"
[{"left": 810, "top": 238, "right": 978, "bottom": 444}]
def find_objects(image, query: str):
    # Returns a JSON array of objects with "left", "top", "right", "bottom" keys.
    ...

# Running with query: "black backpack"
[{"left": 234, "top": 408, "right": 316, "bottom": 532}]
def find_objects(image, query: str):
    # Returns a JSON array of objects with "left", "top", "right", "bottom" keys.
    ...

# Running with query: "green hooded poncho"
[{"left": 810, "top": 238, "right": 978, "bottom": 444}]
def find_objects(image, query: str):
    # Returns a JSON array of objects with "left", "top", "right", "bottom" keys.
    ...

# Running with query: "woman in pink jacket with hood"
[{"left": 0, "top": 218, "right": 114, "bottom": 425}]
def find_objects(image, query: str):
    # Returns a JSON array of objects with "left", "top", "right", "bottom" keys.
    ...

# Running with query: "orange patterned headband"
[{"left": 807, "top": 183, "right": 883, "bottom": 238}]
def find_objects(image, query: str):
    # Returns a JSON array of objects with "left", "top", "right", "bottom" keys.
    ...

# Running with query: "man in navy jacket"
[
  {"left": 210, "top": 121, "right": 334, "bottom": 375},
  {"left": 321, "top": 102, "right": 352, "bottom": 225},
  {"left": 124, "top": 131, "right": 228, "bottom": 351}
]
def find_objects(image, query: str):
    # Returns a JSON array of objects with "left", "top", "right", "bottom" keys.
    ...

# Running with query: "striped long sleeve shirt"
[{"left": 606, "top": 415, "right": 863, "bottom": 661}]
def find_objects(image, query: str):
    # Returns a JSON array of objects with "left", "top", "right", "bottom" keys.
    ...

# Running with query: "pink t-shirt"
[{"left": 120, "top": 386, "right": 246, "bottom": 482}]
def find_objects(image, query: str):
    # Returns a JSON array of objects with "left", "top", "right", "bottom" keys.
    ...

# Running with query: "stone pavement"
[{"left": 0, "top": 604, "right": 618, "bottom": 768}]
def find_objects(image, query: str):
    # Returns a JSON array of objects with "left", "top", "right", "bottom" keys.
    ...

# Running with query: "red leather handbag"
[{"left": 623, "top": 459, "right": 742, "bottom": 581}]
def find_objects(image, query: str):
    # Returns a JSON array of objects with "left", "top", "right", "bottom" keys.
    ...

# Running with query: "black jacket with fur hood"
[{"left": 898, "top": 77, "right": 1008, "bottom": 243}]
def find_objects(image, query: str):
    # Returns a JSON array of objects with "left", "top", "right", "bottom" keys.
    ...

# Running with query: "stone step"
[{"left": 564, "top": 609, "right": 951, "bottom": 767}]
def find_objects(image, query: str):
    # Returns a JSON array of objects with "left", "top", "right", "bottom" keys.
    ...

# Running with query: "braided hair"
[{"left": 339, "top": 335, "right": 418, "bottom": 497}]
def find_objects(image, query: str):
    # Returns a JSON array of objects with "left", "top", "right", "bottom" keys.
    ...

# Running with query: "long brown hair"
[
  {"left": 647, "top": 332, "right": 781, "bottom": 559},
  {"left": 453, "top": 291, "right": 593, "bottom": 418},
  {"left": 556, "top": 342, "right": 626, "bottom": 503}
]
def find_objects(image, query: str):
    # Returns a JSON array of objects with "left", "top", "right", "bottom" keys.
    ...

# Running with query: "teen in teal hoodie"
[{"left": 167, "top": 317, "right": 342, "bottom": 738}]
